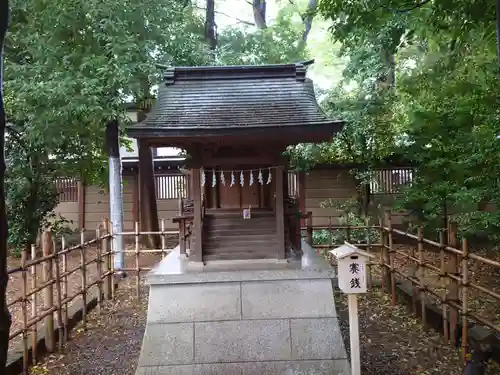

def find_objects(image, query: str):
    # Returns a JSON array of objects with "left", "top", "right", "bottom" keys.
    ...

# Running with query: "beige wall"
[
  {"left": 304, "top": 169, "right": 357, "bottom": 227},
  {"left": 55, "top": 175, "right": 180, "bottom": 232},
  {"left": 304, "top": 169, "right": 409, "bottom": 227},
  {"left": 54, "top": 201, "right": 79, "bottom": 226},
  {"left": 54, "top": 168, "right": 411, "bottom": 232}
]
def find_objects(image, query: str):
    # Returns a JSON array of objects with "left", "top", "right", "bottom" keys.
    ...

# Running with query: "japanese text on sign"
[{"left": 349, "top": 262, "right": 361, "bottom": 289}]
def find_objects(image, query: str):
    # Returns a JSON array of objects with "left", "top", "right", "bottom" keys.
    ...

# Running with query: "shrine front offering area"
[
  {"left": 127, "top": 62, "right": 349, "bottom": 374},
  {"left": 135, "top": 242, "right": 350, "bottom": 375}
]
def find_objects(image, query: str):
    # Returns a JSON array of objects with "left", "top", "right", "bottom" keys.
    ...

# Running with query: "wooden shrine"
[{"left": 127, "top": 62, "right": 343, "bottom": 264}]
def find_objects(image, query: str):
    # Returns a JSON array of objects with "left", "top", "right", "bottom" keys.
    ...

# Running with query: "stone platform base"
[{"left": 135, "top": 241, "right": 350, "bottom": 375}]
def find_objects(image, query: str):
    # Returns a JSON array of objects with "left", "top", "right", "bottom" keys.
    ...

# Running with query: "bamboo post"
[
  {"left": 439, "top": 230, "right": 449, "bottom": 342},
  {"left": 461, "top": 238, "right": 469, "bottom": 364},
  {"left": 447, "top": 222, "right": 459, "bottom": 344},
  {"left": 135, "top": 221, "right": 140, "bottom": 299},
  {"left": 61, "top": 237, "right": 69, "bottom": 342},
  {"left": 179, "top": 219, "right": 186, "bottom": 256},
  {"left": 109, "top": 222, "right": 116, "bottom": 299},
  {"left": 52, "top": 237, "right": 63, "bottom": 352},
  {"left": 80, "top": 230, "right": 87, "bottom": 330},
  {"left": 306, "top": 211, "right": 313, "bottom": 245},
  {"left": 410, "top": 227, "right": 418, "bottom": 314},
  {"left": 417, "top": 223, "right": 426, "bottom": 325},
  {"left": 345, "top": 213, "right": 351, "bottom": 242},
  {"left": 96, "top": 227, "right": 103, "bottom": 314},
  {"left": 328, "top": 216, "right": 333, "bottom": 248},
  {"left": 21, "top": 250, "right": 28, "bottom": 374},
  {"left": 30, "top": 244, "right": 38, "bottom": 364},
  {"left": 380, "top": 214, "right": 391, "bottom": 293},
  {"left": 161, "top": 219, "right": 166, "bottom": 259},
  {"left": 378, "top": 216, "right": 386, "bottom": 290},
  {"left": 385, "top": 211, "right": 396, "bottom": 305},
  {"left": 365, "top": 217, "right": 373, "bottom": 289},
  {"left": 102, "top": 219, "right": 112, "bottom": 300},
  {"left": 178, "top": 196, "right": 183, "bottom": 215},
  {"left": 42, "top": 231, "right": 55, "bottom": 352}
]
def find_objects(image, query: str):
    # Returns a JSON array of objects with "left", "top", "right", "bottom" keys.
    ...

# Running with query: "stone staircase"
[{"left": 202, "top": 209, "right": 277, "bottom": 262}]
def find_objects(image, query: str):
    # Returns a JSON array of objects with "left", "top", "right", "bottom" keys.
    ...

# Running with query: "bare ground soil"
[
  {"left": 8, "top": 235, "right": 500, "bottom": 375},
  {"left": 6, "top": 237, "right": 176, "bottom": 356},
  {"left": 26, "top": 279, "right": 486, "bottom": 375},
  {"left": 28, "top": 277, "right": 148, "bottom": 375}
]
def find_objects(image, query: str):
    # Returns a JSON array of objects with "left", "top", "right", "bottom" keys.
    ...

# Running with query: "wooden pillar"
[
  {"left": 238, "top": 174, "right": 243, "bottom": 208},
  {"left": 298, "top": 172, "right": 306, "bottom": 227},
  {"left": 132, "top": 170, "right": 139, "bottom": 224},
  {"left": 77, "top": 179, "right": 86, "bottom": 230},
  {"left": 275, "top": 167, "right": 285, "bottom": 259},
  {"left": 184, "top": 169, "right": 193, "bottom": 199},
  {"left": 283, "top": 168, "right": 289, "bottom": 198},
  {"left": 191, "top": 168, "right": 203, "bottom": 262},
  {"left": 138, "top": 140, "right": 160, "bottom": 249},
  {"left": 214, "top": 172, "right": 220, "bottom": 208},
  {"left": 258, "top": 183, "right": 264, "bottom": 208}
]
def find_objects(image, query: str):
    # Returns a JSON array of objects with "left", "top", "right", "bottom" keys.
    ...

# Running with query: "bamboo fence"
[
  {"left": 303, "top": 210, "right": 500, "bottom": 363},
  {"left": 10, "top": 209, "right": 500, "bottom": 372},
  {"left": 6, "top": 219, "right": 179, "bottom": 375}
]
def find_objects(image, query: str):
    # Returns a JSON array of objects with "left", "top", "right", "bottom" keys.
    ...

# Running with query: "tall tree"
[
  {"left": 252, "top": 0, "right": 267, "bottom": 29},
  {"left": 205, "top": 0, "right": 217, "bottom": 49},
  {"left": 3, "top": 0, "right": 208, "bottom": 253},
  {"left": 0, "top": 0, "right": 11, "bottom": 370},
  {"left": 292, "top": 0, "right": 500, "bottom": 237}
]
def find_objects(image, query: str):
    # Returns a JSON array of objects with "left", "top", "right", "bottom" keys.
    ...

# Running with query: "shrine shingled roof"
[{"left": 127, "top": 62, "right": 343, "bottom": 139}]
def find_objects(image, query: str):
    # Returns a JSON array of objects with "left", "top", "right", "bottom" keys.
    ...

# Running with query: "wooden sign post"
[{"left": 330, "top": 243, "right": 375, "bottom": 375}]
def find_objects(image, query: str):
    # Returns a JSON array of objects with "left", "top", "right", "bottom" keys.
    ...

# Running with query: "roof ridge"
[{"left": 163, "top": 62, "right": 307, "bottom": 85}]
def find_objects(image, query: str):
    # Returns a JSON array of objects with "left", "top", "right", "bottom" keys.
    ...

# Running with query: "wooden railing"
[
  {"left": 115, "top": 221, "right": 178, "bottom": 299},
  {"left": 172, "top": 198, "right": 194, "bottom": 256},
  {"left": 302, "top": 210, "right": 500, "bottom": 364},
  {"left": 7, "top": 221, "right": 180, "bottom": 374},
  {"left": 7, "top": 227, "right": 113, "bottom": 373}
]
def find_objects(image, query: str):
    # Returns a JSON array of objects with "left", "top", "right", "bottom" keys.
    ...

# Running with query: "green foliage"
[
  {"left": 5, "top": 130, "right": 73, "bottom": 256},
  {"left": 4, "top": 0, "right": 209, "bottom": 254},
  {"left": 287, "top": 0, "right": 500, "bottom": 239},
  {"left": 394, "top": 34, "right": 500, "bottom": 239},
  {"left": 217, "top": 11, "right": 307, "bottom": 65},
  {"left": 312, "top": 212, "right": 380, "bottom": 248},
  {"left": 313, "top": 197, "right": 381, "bottom": 252}
]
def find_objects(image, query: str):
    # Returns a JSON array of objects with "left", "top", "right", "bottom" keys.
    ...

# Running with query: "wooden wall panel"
[
  {"left": 53, "top": 168, "right": 414, "bottom": 234},
  {"left": 304, "top": 170, "right": 357, "bottom": 227},
  {"left": 54, "top": 202, "right": 79, "bottom": 230},
  {"left": 304, "top": 169, "right": 410, "bottom": 226},
  {"left": 53, "top": 174, "right": 181, "bottom": 232}
]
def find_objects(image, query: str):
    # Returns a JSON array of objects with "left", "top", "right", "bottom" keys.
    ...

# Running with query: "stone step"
[
  {"left": 205, "top": 219, "right": 276, "bottom": 230},
  {"left": 203, "top": 241, "right": 276, "bottom": 252},
  {"left": 205, "top": 212, "right": 276, "bottom": 221},
  {"left": 204, "top": 233, "right": 276, "bottom": 242},
  {"left": 204, "top": 239, "right": 276, "bottom": 250},
  {"left": 202, "top": 248, "right": 278, "bottom": 261},
  {"left": 210, "top": 215, "right": 270, "bottom": 221},
  {"left": 205, "top": 208, "right": 273, "bottom": 217},
  {"left": 206, "top": 227, "right": 276, "bottom": 236}
]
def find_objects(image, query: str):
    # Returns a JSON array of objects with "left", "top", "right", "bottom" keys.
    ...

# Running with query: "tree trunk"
[
  {"left": 301, "top": 0, "right": 317, "bottom": 42},
  {"left": 0, "top": 1, "right": 11, "bottom": 371},
  {"left": 205, "top": 0, "right": 217, "bottom": 50},
  {"left": 252, "top": 0, "right": 267, "bottom": 29},
  {"left": 361, "top": 181, "right": 371, "bottom": 218}
]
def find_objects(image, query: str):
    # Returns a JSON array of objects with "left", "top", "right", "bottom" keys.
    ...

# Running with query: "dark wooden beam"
[
  {"left": 298, "top": 171, "right": 306, "bottom": 227},
  {"left": 275, "top": 167, "right": 285, "bottom": 259},
  {"left": 191, "top": 168, "right": 203, "bottom": 263}
]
